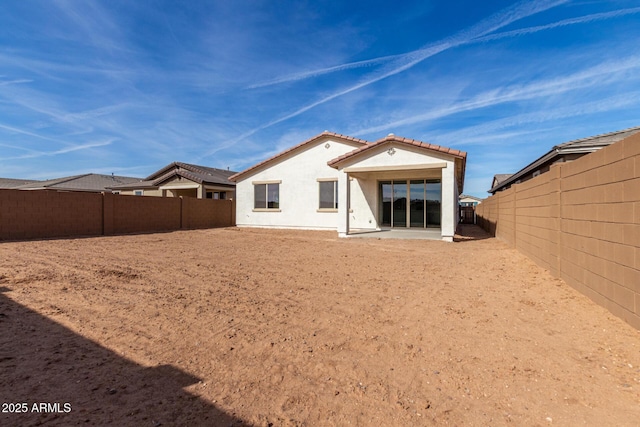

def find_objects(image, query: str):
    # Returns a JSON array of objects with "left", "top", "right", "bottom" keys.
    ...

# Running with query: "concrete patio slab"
[{"left": 346, "top": 228, "right": 442, "bottom": 240}]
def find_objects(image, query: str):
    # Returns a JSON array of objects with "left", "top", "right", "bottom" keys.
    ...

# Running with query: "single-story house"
[
  {"left": 2, "top": 174, "right": 141, "bottom": 192},
  {"left": 459, "top": 194, "right": 482, "bottom": 207},
  {"left": 229, "top": 131, "right": 467, "bottom": 242},
  {"left": 489, "top": 125, "right": 640, "bottom": 194},
  {"left": 109, "top": 162, "right": 237, "bottom": 199}
]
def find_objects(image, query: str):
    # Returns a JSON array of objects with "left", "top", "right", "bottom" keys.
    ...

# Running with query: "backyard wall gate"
[{"left": 476, "top": 132, "right": 640, "bottom": 329}]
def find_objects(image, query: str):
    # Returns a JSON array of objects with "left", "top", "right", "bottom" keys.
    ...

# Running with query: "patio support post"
[
  {"left": 337, "top": 171, "right": 350, "bottom": 237},
  {"left": 441, "top": 164, "right": 455, "bottom": 242}
]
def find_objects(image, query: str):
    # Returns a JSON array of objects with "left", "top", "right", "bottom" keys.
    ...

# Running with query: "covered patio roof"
[{"left": 328, "top": 134, "right": 467, "bottom": 191}]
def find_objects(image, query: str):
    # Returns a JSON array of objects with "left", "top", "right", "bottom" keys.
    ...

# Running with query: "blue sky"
[{"left": 1, "top": 1, "right": 639, "bottom": 197}]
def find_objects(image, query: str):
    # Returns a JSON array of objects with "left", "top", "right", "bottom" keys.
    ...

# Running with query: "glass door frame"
[{"left": 378, "top": 179, "right": 441, "bottom": 229}]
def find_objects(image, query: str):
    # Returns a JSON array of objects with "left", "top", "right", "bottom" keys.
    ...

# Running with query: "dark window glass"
[
  {"left": 254, "top": 184, "right": 266, "bottom": 208},
  {"left": 319, "top": 181, "right": 337, "bottom": 209},
  {"left": 267, "top": 183, "right": 279, "bottom": 209}
]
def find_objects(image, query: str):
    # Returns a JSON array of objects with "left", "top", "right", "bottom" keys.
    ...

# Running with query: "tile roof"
[
  {"left": 489, "top": 125, "right": 640, "bottom": 193},
  {"left": 556, "top": 125, "right": 640, "bottom": 150},
  {"left": 492, "top": 174, "right": 513, "bottom": 185},
  {"left": 150, "top": 163, "right": 237, "bottom": 187},
  {"left": 13, "top": 174, "right": 141, "bottom": 192},
  {"left": 0, "top": 178, "right": 41, "bottom": 188},
  {"left": 109, "top": 162, "right": 237, "bottom": 189},
  {"left": 327, "top": 134, "right": 467, "bottom": 192},
  {"left": 327, "top": 134, "right": 467, "bottom": 167},
  {"left": 228, "top": 131, "right": 368, "bottom": 182}
]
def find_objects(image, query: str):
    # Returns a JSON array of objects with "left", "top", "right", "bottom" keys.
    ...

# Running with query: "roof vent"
[{"left": 388, "top": 133, "right": 394, "bottom": 136}]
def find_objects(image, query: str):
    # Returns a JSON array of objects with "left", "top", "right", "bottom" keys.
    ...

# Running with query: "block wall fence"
[
  {"left": 476, "top": 132, "right": 640, "bottom": 329},
  {"left": 0, "top": 190, "right": 235, "bottom": 241}
]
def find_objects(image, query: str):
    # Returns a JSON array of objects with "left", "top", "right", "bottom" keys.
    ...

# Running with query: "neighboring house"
[
  {"left": 459, "top": 194, "right": 482, "bottom": 207},
  {"left": 0, "top": 178, "right": 41, "bottom": 188},
  {"left": 490, "top": 174, "right": 512, "bottom": 190},
  {"left": 229, "top": 131, "right": 466, "bottom": 242},
  {"left": 489, "top": 125, "right": 640, "bottom": 194},
  {"left": 109, "top": 162, "right": 237, "bottom": 199},
  {"left": 4, "top": 174, "right": 141, "bottom": 192}
]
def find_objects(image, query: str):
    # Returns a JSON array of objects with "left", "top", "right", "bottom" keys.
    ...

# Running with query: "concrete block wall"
[
  {"left": 559, "top": 132, "right": 640, "bottom": 328},
  {"left": 109, "top": 194, "right": 182, "bottom": 235},
  {"left": 514, "top": 165, "right": 561, "bottom": 277},
  {"left": 0, "top": 189, "right": 103, "bottom": 240},
  {"left": 476, "top": 193, "right": 499, "bottom": 236},
  {"left": 476, "top": 132, "right": 640, "bottom": 329},
  {"left": 181, "top": 198, "right": 234, "bottom": 230},
  {"left": 0, "top": 190, "right": 235, "bottom": 241},
  {"left": 496, "top": 187, "right": 516, "bottom": 246}
]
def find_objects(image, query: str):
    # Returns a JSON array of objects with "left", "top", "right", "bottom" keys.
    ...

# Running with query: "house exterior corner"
[{"left": 230, "top": 132, "right": 466, "bottom": 241}]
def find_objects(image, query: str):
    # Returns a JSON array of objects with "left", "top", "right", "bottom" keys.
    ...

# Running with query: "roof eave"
[
  {"left": 489, "top": 148, "right": 558, "bottom": 193},
  {"left": 229, "top": 131, "right": 368, "bottom": 182}
]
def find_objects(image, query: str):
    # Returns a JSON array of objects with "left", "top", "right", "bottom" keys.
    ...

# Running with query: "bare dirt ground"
[{"left": 1, "top": 225, "right": 639, "bottom": 426}]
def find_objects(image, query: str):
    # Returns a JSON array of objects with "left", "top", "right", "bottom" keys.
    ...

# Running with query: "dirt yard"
[{"left": 1, "top": 225, "right": 639, "bottom": 426}]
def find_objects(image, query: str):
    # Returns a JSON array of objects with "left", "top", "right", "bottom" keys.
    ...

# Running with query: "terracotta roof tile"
[
  {"left": 327, "top": 134, "right": 467, "bottom": 168},
  {"left": 228, "top": 131, "right": 368, "bottom": 182}
]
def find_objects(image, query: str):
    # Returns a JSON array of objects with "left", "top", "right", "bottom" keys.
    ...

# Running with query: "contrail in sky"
[{"left": 203, "top": 0, "right": 569, "bottom": 157}]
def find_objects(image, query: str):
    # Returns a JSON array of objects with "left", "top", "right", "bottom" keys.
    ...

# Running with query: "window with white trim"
[
  {"left": 318, "top": 180, "right": 338, "bottom": 210},
  {"left": 254, "top": 182, "right": 279, "bottom": 209},
  {"left": 134, "top": 190, "right": 144, "bottom": 196}
]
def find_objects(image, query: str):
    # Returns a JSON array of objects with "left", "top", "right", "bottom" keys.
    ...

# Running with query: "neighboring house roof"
[
  {"left": 459, "top": 194, "right": 482, "bottom": 202},
  {"left": 228, "top": 131, "right": 368, "bottom": 182},
  {"left": 0, "top": 178, "right": 41, "bottom": 188},
  {"left": 489, "top": 125, "right": 640, "bottom": 194},
  {"left": 109, "top": 162, "right": 237, "bottom": 190},
  {"left": 491, "top": 174, "right": 512, "bottom": 187},
  {"left": 327, "top": 134, "right": 467, "bottom": 192},
  {"left": 12, "top": 174, "right": 141, "bottom": 192}
]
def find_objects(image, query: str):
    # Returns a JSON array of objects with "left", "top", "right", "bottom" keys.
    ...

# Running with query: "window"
[
  {"left": 206, "top": 191, "right": 226, "bottom": 199},
  {"left": 318, "top": 180, "right": 338, "bottom": 210},
  {"left": 254, "top": 182, "right": 280, "bottom": 209},
  {"left": 134, "top": 190, "right": 143, "bottom": 196}
]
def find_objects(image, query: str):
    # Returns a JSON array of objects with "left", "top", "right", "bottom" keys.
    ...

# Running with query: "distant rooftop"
[
  {"left": 109, "top": 162, "right": 237, "bottom": 190},
  {"left": 0, "top": 178, "right": 41, "bottom": 189},
  {"left": 489, "top": 125, "right": 640, "bottom": 194},
  {"left": 7, "top": 174, "right": 142, "bottom": 192}
]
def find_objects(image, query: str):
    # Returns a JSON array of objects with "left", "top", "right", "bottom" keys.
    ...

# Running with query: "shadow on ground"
[
  {"left": 454, "top": 224, "right": 492, "bottom": 242},
  {"left": 0, "top": 286, "right": 250, "bottom": 427}
]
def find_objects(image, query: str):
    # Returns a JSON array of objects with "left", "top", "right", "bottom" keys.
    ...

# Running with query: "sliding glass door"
[
  {"left": 379, "top": 179, "right": 441, "bottom": 228},
  {"left": 426, "top": 180, "right": 441, "bottom": 228},
  {"left": 380, "top": 181, "right": 392, "bottom": 227},
  {"left": 392, "top": 182, "right": 407, "bottom": 227},
  {"left": 409, "top": 180, "right": 425, "bottom": 228}
]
